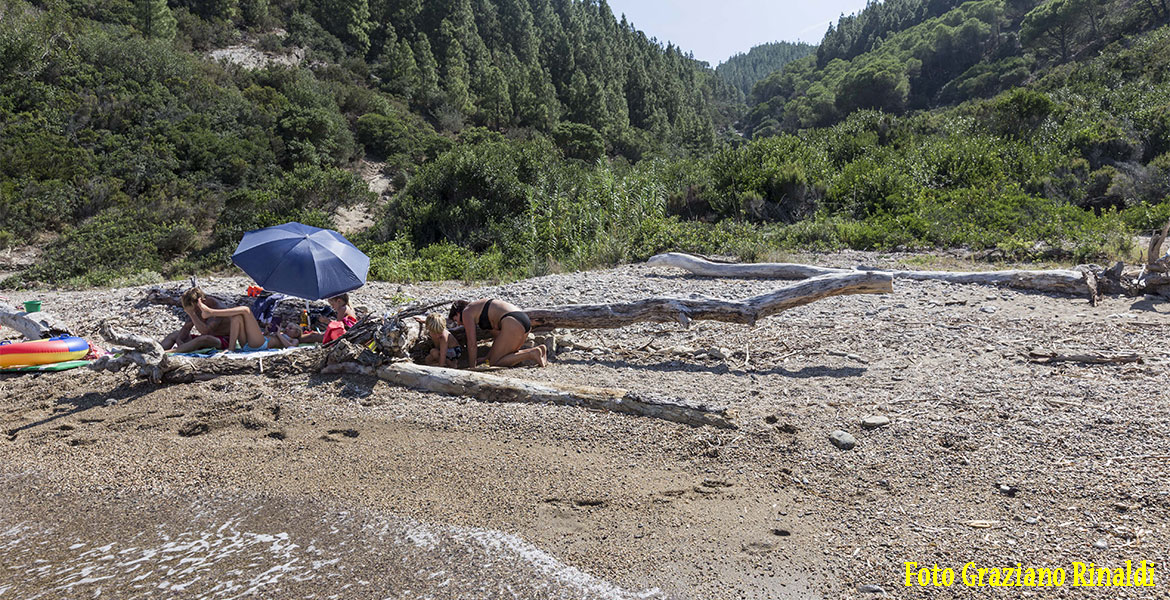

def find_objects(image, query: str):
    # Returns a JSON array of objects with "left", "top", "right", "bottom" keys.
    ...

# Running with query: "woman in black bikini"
[{"left": 449, "top": 299, "right": 548, "bottom": 368}]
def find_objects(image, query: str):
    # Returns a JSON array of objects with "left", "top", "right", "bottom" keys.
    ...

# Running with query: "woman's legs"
[
  {"left": 167, "top": 335, "right": 224, "bottom": 354},
  {"left": 228, "top": 315, "right": 244, "bottom": 350},
  {"left": 486, "top": 318, "right": 547, "bottom": 367},
  {"left": 203, "top": 305, "right": 266, "bottom": 348}
]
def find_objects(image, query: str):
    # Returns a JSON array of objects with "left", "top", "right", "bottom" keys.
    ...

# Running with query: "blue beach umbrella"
[{"left": 231, "top": 222, "right": 369, "bottom": 300}]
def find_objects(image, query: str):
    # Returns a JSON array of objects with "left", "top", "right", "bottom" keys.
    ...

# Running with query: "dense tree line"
[{"left": 715, "top": 41, "right": 815, "bottom": 96}]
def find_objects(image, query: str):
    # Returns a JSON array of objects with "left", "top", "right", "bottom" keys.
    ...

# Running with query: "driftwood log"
[
  {"left": 528, "top": 271, "right": 893, "bottom": 330},
  {"left": 323, "top": 361, "right": 735, "bottom": 429},
  {"left": 648, "top": 252, "right": 1093, "bottom": 296},
  {"left": 0, "top": 309, "right": 73, "bottom": 340},
  {"left": 89, "top": 320, "right": 326, "bottom": 384}
]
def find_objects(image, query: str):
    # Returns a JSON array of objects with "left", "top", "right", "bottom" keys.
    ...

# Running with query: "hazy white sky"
[{"left": 605, "top": 0, "right": 872, "bottom": 66}]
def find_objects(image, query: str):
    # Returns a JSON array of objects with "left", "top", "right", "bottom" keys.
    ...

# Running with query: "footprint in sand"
[{"left": 178, "top": 421, "right": 210, "bottom": 437}]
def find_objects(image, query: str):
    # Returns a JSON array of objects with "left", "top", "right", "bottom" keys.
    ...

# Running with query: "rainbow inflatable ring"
[{"left": 0, "top": 336, "right": 90, "bottom": 368}]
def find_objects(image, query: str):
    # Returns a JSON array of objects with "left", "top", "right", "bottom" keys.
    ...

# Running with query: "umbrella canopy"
[{"left": 231, "top": 222, "right": 369, "bottom": 300}]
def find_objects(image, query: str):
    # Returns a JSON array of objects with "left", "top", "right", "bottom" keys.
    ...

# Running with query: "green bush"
[{"left": 552, "top": 122, "right": 605, "bottom": 162}]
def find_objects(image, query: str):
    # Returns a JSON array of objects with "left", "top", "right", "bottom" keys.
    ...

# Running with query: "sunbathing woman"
[
  {"left": 180, "top": 287, "right": 276, "bottom": 352},
  {"left": 448, "top": 299, "right": 547, "bottom": 368},
  {"left": 165, "top": 290, "right": 233, "bottom": 353},
  {"left": 163, "top": 292, "right": 231, "bottom": 351}
]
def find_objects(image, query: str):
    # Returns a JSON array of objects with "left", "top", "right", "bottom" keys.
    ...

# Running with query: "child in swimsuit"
[
  {"left": 302, "top": 293, "right": 359, "bottom": 344},
  {"left": 266, "top": 321, "right": 304, "bottom": 349},
  {"left": 422, "top": 312, "right": 461, "bottom": 368}
]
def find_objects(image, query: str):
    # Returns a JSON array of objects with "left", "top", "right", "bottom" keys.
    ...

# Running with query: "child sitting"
[{"left": 422, "top": 312, "right": 461, "bottom": 368}]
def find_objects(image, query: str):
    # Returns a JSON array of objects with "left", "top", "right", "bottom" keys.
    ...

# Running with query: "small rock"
[
  {"left": 829, "top": 430, "right": 856, "bottom": 451},
  {"left": 858, "top": 584, "right": 886, "bottom": 594},
  {"left": 997, "top": 483, "right": 1018, "bottom": 497},
  {"left": 1093, "top": 539, "right": 1109, "bottom": 550},
  {"left": 708, "top": 347, "right": 729, "bottom": 360},
  {"left": 860, "top": 415, "right": 890, "bottom": 429},
  {"left": 1025, "top": 516, "right": 1038, "bottom": 524},
  {"left": 980, "top": 306, "right": 997, "bottom": 314}
]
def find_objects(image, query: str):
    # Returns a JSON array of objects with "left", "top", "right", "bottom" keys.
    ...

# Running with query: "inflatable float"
[{"left": 0, "top": 336, "right": 90, "bottom": 367}]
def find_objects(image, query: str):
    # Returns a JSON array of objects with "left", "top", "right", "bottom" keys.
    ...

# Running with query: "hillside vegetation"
[
  {"left": 1, "top": 0, "right": 1168, "bottom": 288},
  {"left": 715, "top": 41, "right": 815, "bottom": 97}
]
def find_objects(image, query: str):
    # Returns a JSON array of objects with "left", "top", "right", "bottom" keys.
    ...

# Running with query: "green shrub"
[{"left": 552, "top": 122, "right": 605, "bottom": 162}]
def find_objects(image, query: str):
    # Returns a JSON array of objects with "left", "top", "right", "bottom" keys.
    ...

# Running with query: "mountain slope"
[{"left": 715, "top": 41, "right": 815, "bottom": 97}]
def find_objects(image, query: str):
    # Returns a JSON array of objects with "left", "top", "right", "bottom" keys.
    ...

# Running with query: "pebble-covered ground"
[{"left": 2, "top": 251, "right": 1169, "bottom": 599}]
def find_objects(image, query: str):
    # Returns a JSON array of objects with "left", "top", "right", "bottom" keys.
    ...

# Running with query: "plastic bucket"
[{"left": 23, "top": 300, "right": 41, "bottom": 313}]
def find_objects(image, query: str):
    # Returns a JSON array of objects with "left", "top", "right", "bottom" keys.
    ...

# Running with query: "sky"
[{"left": 604, "top": 0, "right": 872, "bottom": 66}]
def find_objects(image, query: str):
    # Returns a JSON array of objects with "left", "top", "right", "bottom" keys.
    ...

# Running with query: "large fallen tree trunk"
[
  {"left": 648, "top": 252, "right": 1094, "bottom": 298},
  {"left": 332, "top": 361, "right": 734, "bottom": 429},
  {"left": 527, "top": 270, "right": 893, "bottom": 329}
]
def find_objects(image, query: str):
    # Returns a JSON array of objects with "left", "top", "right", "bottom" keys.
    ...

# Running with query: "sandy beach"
[{"left": 2, "top": 252, "right": 1169, "bottom": 598}]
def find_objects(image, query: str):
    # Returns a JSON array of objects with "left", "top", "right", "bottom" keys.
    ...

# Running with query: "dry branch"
[
  {"left": 375, "top": 362, "right": 735, "bottom": 429},
  {"left": 1148, "top": 218, "right": 1170, "bottom": 270},
  {"left": 1027, "top": 350, "right": 1143, "bottom": 365},
  {"left": 648, "top": 252, "right": 1092, "bottom": 296},
  {"left": 527, "top": 271, "right": 893, "bottom": 330}
]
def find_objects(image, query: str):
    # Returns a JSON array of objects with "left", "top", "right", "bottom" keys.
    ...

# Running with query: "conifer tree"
[
  {"left": 477, "top": 64, "right": 512, "bottom": 128},
  {"left": 413, "top": 33, "right": 443, "bottom": 108},
  {"left": 438, "top": 19, "right": 475, "bottom": 115},
  {"left": 135, "top": 0, "right": 177, "bottom": 41},
  {"left": 317, "top": 0, "right": 372, "bottom": 55},
  {"left": 375, "top": 26, "right": 420, "bottom": 97}
]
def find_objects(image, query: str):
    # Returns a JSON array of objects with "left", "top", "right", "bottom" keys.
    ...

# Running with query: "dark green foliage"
[
  {"left": 743, "top": 0, "right": 1168, "bottom": 135},
  {"left": 382, "top": 129, "right": 555, "bottom": 251},
  {"left": 834, "top": 59, "right": 910, "bottom": 115},
  {"left": 1020, "top": 0, "right": 1083, "bottom": 62},
  {"left": 313, "top": 0, "right": 371, "bottom": 54},
  {"left": 552, "top": 121, "right": 604, "bottom": 162},
  {"left": 816, "top": 0, "right": 970, "bottom": 67},
  {"left": 355, "top": 108, "right": 449, "bottom": 170}
]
